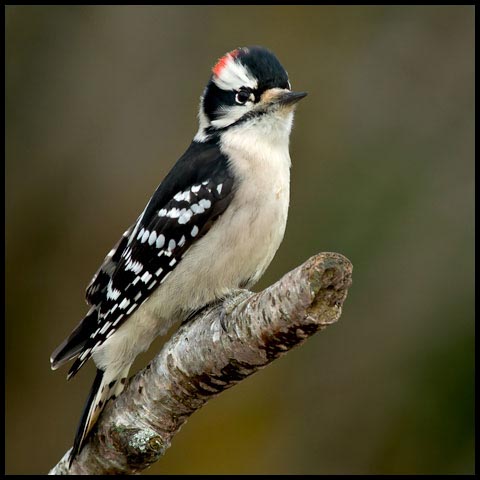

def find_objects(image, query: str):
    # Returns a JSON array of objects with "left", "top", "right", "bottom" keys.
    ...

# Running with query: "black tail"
[
  {"left": 50, "top": 307, "right": 99, "bottom": 372},
  {"left": 69, "top": 368, "right": 104, "bottom": 467}
]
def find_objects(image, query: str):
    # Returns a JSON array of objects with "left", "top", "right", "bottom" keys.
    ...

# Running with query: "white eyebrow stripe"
[{"left": 213, "top": 57, "right": 258, "bottom": 91}]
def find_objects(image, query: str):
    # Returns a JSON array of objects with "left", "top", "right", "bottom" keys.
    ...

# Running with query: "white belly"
[
  {"left": 158, "top": 159, "right": 290, "bottom": 312},
  {"left": 93, "top": 112, "right": 293, "bottom": 371},
  {"left": 151, "top": 141, "right": 290, "bottom": 314}
]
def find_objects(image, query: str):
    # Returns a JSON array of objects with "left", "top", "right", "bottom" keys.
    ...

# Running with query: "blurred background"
[{"left": 5, "top": 5, "right": 474, "bottom": 475}]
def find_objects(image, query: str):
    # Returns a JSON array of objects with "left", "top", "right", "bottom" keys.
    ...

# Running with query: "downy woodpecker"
[{"left": 50, "top": 45, "right": 307, "bottom": 465}]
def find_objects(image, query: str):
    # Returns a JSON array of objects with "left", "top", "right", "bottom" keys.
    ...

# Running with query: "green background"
[{"left": 5, "top": 5, "right": 474, "bottom": 475}]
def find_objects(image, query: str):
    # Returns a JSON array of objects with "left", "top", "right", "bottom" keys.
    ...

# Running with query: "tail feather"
[
  {"left": 50, "top": 307, "right": 99, "bottom": 371},
  {"left": 68, "top": 366, "right": 130, "bottom": 467}
]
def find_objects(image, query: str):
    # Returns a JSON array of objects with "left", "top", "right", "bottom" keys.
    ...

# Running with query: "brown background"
[{"left": 6, "top": 5, "right": 474, "bottom": 475}]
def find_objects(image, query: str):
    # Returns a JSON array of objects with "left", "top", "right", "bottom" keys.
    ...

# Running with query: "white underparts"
[{"left": 93, "top": 100, "right": 295, "bottom": 378}]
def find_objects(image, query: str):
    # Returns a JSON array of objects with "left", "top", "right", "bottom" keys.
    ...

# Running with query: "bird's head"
[{"left": 195, "top": 46, "right": 307, "bottom": 142}]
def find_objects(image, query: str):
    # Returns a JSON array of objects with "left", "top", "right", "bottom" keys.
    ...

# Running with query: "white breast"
[
  {"left": 150, "top": 111, "right": 293, "bottom": 319},
  {"left": 93, "top": 111, "right": 294, "bottom": 370}
]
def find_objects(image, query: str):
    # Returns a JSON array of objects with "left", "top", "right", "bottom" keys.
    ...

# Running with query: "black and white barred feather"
[
  {"left": 50, "top": 45, "right": 299, "bottom": 467},
  {"left": 51, "top": 140, "right": 234, "bottom": 379},
  {"left": 50, "top": 140, "right": 234, "bottom": 464}
]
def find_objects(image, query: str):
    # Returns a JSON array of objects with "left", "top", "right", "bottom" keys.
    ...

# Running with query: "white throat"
[{"left": 219, "top": 110, "right": 294, "bottom": 164}]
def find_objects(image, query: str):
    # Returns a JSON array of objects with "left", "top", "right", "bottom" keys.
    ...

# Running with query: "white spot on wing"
[
  {"left": 199, "top": 199, "right": 211, "bottom": 209},
  {"left": 126, "top": 260, "right": 143, "bottom": 275},
  {"left": 119, "top": 298, "right": 131, "bottom": 309},
  {"left": 128, "top": 204, "right": 148, "bottom": 246},
  {"left": 141, "top": 230, "right": 150, "bottom": 243},
  {"left": 160, "top": 271, "right": 172, "bottom": 284},
  {"left": 168, "top": 239, "right": 176, "bottom": 251},
  {"left": 167, "top": 207, "right": 182, "bottom": 218},
  {"left": 191, "top": 225, "right": 199, "bottom": 237},
  {"left": 178, "top": 210, "right": 193, "bottom": 224},
  {"left": 217, "top": 183, "right": 223, "bottom": 194},
  {"left": 148, "top": 231, "right": 157, "bottom": 245},
  {"left": 169, "top": 258, "right": 177, "bottom": 267},
  {"left": 174, "top": 190, "right": 191, "bottom": 202},
  {"left": 156, "top": 234, "right": 165, "bottom": 249},
  {"left": 107, "top": 280, "right": 121, "bottom": 300},
  {"left": 100, "top": 321, "right": 112, "bottom": 334},
  {"left": 178, "top": 235, "right": 186, "bottom": 247},
  {"left": 141, "top": 271, "right": 152, "bottom": 283},
  {"left": 191, "top": 185, "right": 201, "bottom": 193},
  {"left": 126, "top": 303, "right": 137, "bottom": 315},
  {"left": 191, "top": 203, "right": 204, "bottom": 214}
]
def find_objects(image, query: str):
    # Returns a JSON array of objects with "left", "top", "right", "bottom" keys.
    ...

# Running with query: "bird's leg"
[
  {"left": 181, "top": 289, "right": 252, "bottom": 326},
  {"left": 222, "top": 289, "right": 253, "bottom": 315},
  {"left": 181, "top": 298, "right": 225, "bottom": 326}
]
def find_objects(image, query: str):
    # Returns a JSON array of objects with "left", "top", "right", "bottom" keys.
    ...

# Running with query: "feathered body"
[{"left": 50, "top": 46, "right": 306, "bottom": 465}]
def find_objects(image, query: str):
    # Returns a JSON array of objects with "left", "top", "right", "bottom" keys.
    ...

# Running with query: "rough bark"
[{"left": 49, "top": 252, "right": 353, "bottom": 475}]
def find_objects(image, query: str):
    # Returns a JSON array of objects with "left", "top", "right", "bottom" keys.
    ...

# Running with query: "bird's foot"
[
  {"left": 181, "top": 289, "right": 252, "bottom": 326},
  {"left": 222, "top": 289, "right": 252, "bottom": 315}
]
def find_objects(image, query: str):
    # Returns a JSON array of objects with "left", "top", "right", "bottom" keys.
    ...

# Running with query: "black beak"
[{"left": 275, "top": 90, "right": 308, "bottom": 107}]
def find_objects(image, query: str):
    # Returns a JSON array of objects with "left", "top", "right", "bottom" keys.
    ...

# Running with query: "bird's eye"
[{"left": 235, "top": 89, "right": 251, "bottom": 105}]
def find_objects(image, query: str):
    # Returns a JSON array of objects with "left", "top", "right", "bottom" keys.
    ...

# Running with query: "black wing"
[
  {"left": 52, "top": 140, "right": 235, "bottom": 378},
  {"left": 85, "top": 224, "right": 136, "bottom": 306},
  {"left": 51, "top": 223, "right": 136, "bottom": 370}
]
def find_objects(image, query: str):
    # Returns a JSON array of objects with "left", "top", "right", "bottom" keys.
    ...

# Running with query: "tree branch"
[{"left": 49, "top": 252, "right": 353, "bottom": 475}]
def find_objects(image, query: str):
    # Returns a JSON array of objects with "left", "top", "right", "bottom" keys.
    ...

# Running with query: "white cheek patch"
[
  {"left": 210, "top": 104, "right": 249, "bottom": 128},
  {"left": 196, "top": 51, "right": 260, "bottom": 140},
  {"left": 212, "top": 55, "right": 257, "bottom": 92},
  {"left": 195, "top": 95, "right": 211, "bottom": 143}
]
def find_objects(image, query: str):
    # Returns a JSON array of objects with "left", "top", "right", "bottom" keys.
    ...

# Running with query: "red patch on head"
[{"left": 212, "top": 48, "right": 239, "bottom": 77}]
